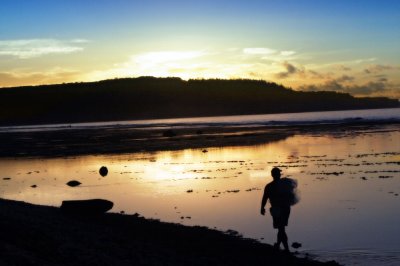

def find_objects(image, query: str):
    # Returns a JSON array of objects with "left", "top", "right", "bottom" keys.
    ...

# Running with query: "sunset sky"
[{"left": 1, "top": 0, "right": 399, "bottom": 98}]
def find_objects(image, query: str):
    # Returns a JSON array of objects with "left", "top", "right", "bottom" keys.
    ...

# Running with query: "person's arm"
[{"left": 260, "top": 185, "right": 269, "bottom": 215}]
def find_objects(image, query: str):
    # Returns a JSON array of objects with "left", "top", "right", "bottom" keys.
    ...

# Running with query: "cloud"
[
  {"left": 336, "top": 65, "right": 352, "bottom": 71},
  {"left": 275, "top": 62, "right": 305, "bottom": 79},
  {"left": 280, "top": 51, "right": 296, "bottom": 56},
  {"left": 243, "top": 47, "right": 276, "bottom": 55},
  {"left": 0, "top": 39, "right": 88, "bottom": 59},
  {"left": 87, "top": 50, "right": 222, "bottom": 81},
  {"left": 242, "top": 47, "right": 297, "bottom": 62},
  {"left": 0, "top": 69, "right": 81, "bottom": 87},
  {"left": 364, "top": 64, "right": 399, "bottom": 74},
  {"left": 375, "top": 75, "right": 388, "bottom": 83},
  {"left": 298, "top": 79, "right": 394, "bottom": 97},
  {"left": 335, "top": 75, "right": 355, "bottom": 83},
  {"left": 133, "top": 51, "right": 208, "bottom": 65}
]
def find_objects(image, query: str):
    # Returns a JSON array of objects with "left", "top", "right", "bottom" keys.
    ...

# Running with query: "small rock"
[
  {"left": 99, "top": 166, "right": 108, "bottom": 177},
  {"left": 31, "top": 184, "right": 37, "bottom": 188},
  {"left": 292, "top": 242, "right": 302, "bottom": 249},
  {"left": 379, "top": 175, "right": 392, "bottom": 179},
  {"left": 186, "top": 189, "right": 193, "bottom": 193},
  {"left": 67, "top": 180, "right": 81, "bottom": 187},
  {"left": 2, "top": 177, "right": 11, "bottom": 180},
  {"left": 202, "top": 149, "right": 208, "bottom": 153}
]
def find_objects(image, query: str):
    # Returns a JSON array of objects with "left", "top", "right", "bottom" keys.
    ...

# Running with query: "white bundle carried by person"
[{"left": 277, "top": 177, "right": 300, "bottom": 206}]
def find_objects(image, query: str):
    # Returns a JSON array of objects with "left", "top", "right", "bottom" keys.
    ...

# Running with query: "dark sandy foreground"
[{"left": 0, "top": 199, "right": 340, "bottom": 266}]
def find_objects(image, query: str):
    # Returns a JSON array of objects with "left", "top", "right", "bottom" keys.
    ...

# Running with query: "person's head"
[{"left": 271, "top": 167, "right": 282, "bottom": 180}]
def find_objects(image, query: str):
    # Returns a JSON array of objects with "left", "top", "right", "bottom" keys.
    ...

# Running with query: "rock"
[
  {"left": 292, "top": 242, "right": 302, "bottom": 249},
  {"left": 66, "top": 180, "right": 81, "bottom": 187},
  {"left": 3, "top": 177, "right": 11, "bottom": 180},
  {"left": 99, "top": 166, "right": 108, "bottom": 177},
  {"left": 202, "top": 149, "right": 208, "bottom": 153},
  {"left": 60, "top": 199, "right": 113, "bottom": 215},
  {"left": 31, "top": 184, "right": 37, "bottom": 188}
]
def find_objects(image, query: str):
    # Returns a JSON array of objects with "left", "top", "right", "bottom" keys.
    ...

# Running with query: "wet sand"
[
  {"left": 0, "top": 122, "right": 397, "bottom": 158},
  {"left": 1, "top": 122, "right": 398, "bottom": 265},
  {"left": 0, "top": 198, "right": 339, "bottom": 266}
]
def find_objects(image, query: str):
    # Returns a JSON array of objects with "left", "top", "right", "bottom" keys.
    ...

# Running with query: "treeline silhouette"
[{"left": 0, "top": 77, "right": 398, "bottom": 126}]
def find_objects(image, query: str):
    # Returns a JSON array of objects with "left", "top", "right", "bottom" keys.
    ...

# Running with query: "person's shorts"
[{"left": 270, "top": 206, "right": 290, "bottom": 228}]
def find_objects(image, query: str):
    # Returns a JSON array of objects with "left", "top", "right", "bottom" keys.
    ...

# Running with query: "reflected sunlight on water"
[{"left": 0, "top": 126, "right": 399, "bottom": 265}]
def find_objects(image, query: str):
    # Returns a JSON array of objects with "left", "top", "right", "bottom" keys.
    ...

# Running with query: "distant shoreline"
[
  {"left": 1, "top": 77, "right": 398, "bottom": 127},
  {"left": 0, "top": 106, "right": 399, "bottom": 128},
  {"left": 0, "top": 198, "right": 340, "bottom": 266},
  {"left": 1, "top": 106, "right": 399, "bottom": 129}
]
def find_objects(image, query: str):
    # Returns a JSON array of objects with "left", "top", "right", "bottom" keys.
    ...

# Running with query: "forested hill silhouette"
[{"left": 0, "top": 77, "right": 398, "bottom": 126}]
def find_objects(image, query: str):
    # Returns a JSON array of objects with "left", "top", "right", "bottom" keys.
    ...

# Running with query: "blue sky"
[{"left": 1, "top": 0, "right": 399, "bottom": 98}]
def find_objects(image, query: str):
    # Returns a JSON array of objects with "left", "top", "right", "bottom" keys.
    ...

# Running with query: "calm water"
[
  {"left": 1, "top": 107, "right": 400, "bottom": 132},
  {"left": 0, "top": 112, "right": 399, "bottom": 265}
]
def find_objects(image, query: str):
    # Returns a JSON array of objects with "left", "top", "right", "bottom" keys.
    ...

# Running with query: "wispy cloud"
[
  {"left": 87, "top": 50, "right": 212, "bottom": 81},
  {"left": 280, "top": 51, "right": 296, "bottom": 56},
  {"left": 243, "top": 47, "right": 277, "bottom": 55},
  {"left": 275, "top": 61, "right": 301, "bottom": 79},
  {"left": 133, "top": 51, "right": 208, "bottom": 65},
  {"left": 243, "top": 47, "right": 297, "bottom": 62},
  {"left": 0, "top": 39, "right": 88, "bottom": 59},
  {"left": 299, "top": 80, "right": 390, "bottom": 96},
  {"left": 0, "top": 68, "right": 81, "bottom": 87},
  {"left": 364, "top": 64, "right": 399, "bottom": 74}
]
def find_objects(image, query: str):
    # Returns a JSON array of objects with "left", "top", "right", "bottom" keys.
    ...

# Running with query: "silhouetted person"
[{"left": 260, "top": 167, "right": 291, "bottom": 252}]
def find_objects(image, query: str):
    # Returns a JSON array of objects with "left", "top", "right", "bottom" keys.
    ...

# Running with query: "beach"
[
  {"left": 0, "top": 198, "right": 339, "bottom": 266},
  {"left": 2, "top": 1, "right": 399, "bottom": 265},
  {"left": 1, "top": 112, "right": 399, "bottom": 265}
]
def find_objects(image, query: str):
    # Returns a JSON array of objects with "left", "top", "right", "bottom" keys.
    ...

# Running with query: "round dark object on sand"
[
  {"left": 67, "top": 180, "right": 81, "bottom": 187},
  {"left": 99, "top": 166, "right": 108, "bottom": 177}
]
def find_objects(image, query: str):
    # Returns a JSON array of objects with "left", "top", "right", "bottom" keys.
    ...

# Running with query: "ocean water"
[
  {"left": 1, "top": 107, "right": 399, "bottom": 132},
  {"left": 0, "top": 108, "right": 399, "bottom": 265}
]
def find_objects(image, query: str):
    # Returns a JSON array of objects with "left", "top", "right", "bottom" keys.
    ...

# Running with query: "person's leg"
[
  {"left": 278, "top": 226, "right": 289, "bottom": 251},
  {"left": 274, "top": 230, "right": 281, "bottom": 250}
]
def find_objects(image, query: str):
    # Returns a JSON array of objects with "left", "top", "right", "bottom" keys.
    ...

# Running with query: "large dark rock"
[{"left": 60, "top": 199, "right": 113, "bottom": 215}]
